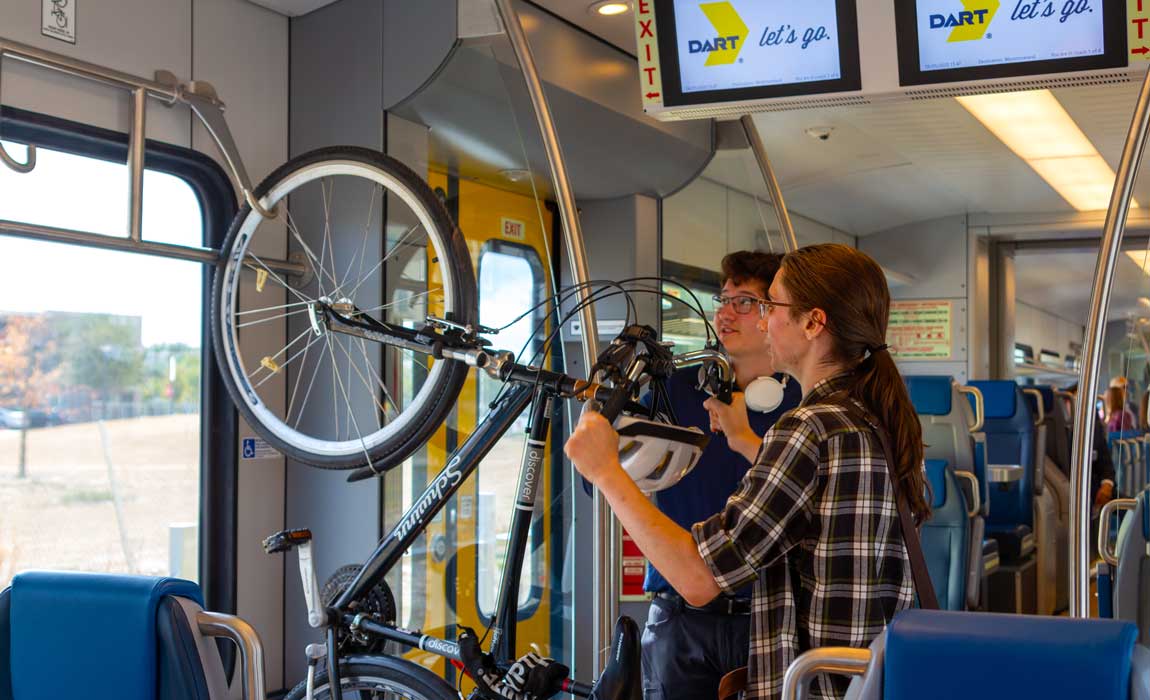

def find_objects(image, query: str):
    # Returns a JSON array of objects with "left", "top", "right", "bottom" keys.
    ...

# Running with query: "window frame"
[
  {"left": 0, "top": 104, "right": 238, "bottom": 613},
  {"left": 474, "top": 238, "right": 549, "bottom": 623}
]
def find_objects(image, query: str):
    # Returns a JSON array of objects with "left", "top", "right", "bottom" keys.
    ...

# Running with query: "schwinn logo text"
[{"left": 395, "top": 456, "right": 464, "bottom": 541}]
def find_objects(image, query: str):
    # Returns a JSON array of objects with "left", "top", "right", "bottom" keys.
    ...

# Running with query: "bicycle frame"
[{"left": 320, "top": 376, "right": 579, "bottom": 699}]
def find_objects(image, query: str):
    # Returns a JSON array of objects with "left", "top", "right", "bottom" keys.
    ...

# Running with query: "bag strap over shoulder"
[{"left": 829, "top": 393, "right": 940, "bottom": 610}]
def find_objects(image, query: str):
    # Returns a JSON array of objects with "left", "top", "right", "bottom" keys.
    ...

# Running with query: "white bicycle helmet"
[{"left": 615, "top": 414, "right": 710, "bottom": 493}]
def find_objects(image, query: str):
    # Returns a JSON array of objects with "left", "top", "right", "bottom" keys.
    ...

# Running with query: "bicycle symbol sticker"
[{"left": 41, "top": 0, "right": 76, "bottom": 44}]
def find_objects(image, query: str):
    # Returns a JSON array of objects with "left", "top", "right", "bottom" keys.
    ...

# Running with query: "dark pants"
[{"left": 640, "top": 596, "right": 750, "bottom": 700}]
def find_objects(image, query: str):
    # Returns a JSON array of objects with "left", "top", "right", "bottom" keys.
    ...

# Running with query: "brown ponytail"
[{"left": 779, "top": 244, "right": 930, "bottom": 523}]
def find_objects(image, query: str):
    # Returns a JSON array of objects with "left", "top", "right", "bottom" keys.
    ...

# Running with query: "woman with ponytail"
[{"left": 566, "top": 244, "right": 927, "bottom": 700}]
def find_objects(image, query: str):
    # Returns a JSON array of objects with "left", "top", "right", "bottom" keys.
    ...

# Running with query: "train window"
[
  {"left": 0, "top": 135, "right": 221, "bottom": 591},
  {"left": 475, "top": 240, "right": 547, "bottom": 617}
]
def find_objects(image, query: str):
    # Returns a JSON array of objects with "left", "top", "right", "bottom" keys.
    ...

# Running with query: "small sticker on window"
[
  {"left": 42, "top": 0, "right": 76, "bottom": 44},
  {"left": 242, "top": 437, "right": 279, "bottom": 460}
]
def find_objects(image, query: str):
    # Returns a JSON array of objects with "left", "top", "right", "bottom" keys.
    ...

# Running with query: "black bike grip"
[{"left": 596, "top": 381, "right": 634, "bottom": 423}]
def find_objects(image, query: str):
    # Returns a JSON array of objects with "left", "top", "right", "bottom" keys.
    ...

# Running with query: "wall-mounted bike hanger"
[{"left": 0, "top": 36, "right": 303, "bottom": 276}]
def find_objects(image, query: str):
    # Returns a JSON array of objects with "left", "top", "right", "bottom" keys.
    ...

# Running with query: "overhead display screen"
[
  {"left": 653, "top": 0, "right": 861, "bottom": 107},
  {"left": 895, "top": 0, "right": 1127, "bottom": 86}
]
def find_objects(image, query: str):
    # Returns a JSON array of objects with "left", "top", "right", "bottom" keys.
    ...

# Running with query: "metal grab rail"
[
  {"left": 196, "top": 611, "right": 267, "bottom": 700},
  {"left": 957, "top": 385, "right": 985, "bottom": 433},
  {"left": 1099, "top": 498, "right": 1138, "bottom": 567},
  {"left": 490, "top": 0, "right": 610, "bottom": 672},
  {"left": 0, "top": 36, "right": 299, "bottom": 273},
  {"left": 781, "top": 647, "right": 872, "bottom": 700},
  {"left": 1071, "top": 63, "right": 1150, "bottom": 618}
]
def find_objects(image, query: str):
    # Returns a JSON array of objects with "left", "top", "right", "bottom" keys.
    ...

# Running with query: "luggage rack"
[{"left": 0, "top": 36, "right": 303, "bottom": 275}]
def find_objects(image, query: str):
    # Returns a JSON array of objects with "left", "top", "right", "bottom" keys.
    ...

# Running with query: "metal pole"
[
  {"left": 740, "top": 115, "right": 798, "bottom": 252},
  {"left": 128, "top": 87, "right": 147, "bottom": 242},
  {"left": 1069, "top": 65, "right": 1150, "bottom": 617},
  {"left": 492, "top": 0, "right": 613, "bottom": 674}
]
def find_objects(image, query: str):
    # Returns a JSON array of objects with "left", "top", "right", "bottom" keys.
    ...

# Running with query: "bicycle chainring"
[{"left": 321, "top": 564, "right": 398, "bottom": 654}]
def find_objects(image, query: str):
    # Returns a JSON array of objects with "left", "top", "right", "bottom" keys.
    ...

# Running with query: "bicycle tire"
[
  {"left": 283, "top": 656, "right": 459, "bottom": 700},
  {"left": 212, "top": 146, "right": 476, "bottom": 471}
]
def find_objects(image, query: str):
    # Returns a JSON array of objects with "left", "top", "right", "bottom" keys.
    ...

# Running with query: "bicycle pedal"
[{"left": 263, "top": 528, "right": 313, "bottom": 554}]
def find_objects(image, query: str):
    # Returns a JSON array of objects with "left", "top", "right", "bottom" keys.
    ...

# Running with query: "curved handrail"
[
  {"left": 0, "top": 141, "right": 35, "bottom": 173},
  {"left": 781, "top": 647, "right": 871, "bottom": 700},
  {"left": 1022, "top": 387, "right": 1045, "bottom": 426},
  {"left": 197, "top": 610, "right": 266, "bottom": 700},
  {"left": 1099, "top": 498, "right": 1138, "bottom": 567},
  {"left": 954, "top": 470, "right": 981, "bottom": 518},
  {"left": 957, "top": 385, "right": 985, "bottom": 433}
]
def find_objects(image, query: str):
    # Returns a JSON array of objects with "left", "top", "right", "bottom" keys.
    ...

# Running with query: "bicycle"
[{"left": 210, "top": 146, "right": 735, "bottom": 699}]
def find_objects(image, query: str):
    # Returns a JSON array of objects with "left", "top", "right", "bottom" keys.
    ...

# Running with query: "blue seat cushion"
[
  {"left": 10, "top": 572, "right": 203, "bottom": 700},
  {"left": 968, "top": 381, "right": 1019, "bottom": 419},
  {"left": 883, "top": 609, "right": 1138, "bottom": 700},
  {"left": 0, "top": 587, "right": 11, "bottom": 700},
  {"left": 156, "top": 596, "right": 213, "bottom": 700},
  {"left": 986, "top": 524, "right": 1034, "bottom": 562},
  {"left": 925, "top": 459, "right": 948, "bottom": 509},
  {"left": 905, "top": 376, "right": 953, "bottom": 416}
]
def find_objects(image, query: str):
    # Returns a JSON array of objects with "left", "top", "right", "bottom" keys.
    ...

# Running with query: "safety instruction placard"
[
  {"left": 887, "top": 300, "right": 953, "bottom": 360},
  {"left": 241, "top": 437, "right": 280, "bottom": 460},
  {"left": 621, "top": 528, "right": 648, "bottom": 601},
  {"left": 634, "top": 0, "right": 666, "bottom": 110},
  {"left": 1131, "top": 0, "right": 1150, "bottom": 61}
]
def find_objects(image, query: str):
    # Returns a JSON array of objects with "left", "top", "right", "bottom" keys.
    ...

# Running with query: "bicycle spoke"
[
  {"left": 324, "top": 332, "right": 375, "bottom": 467},
  {"left": 339, "top": 183, "right": 380, "bottom": 294},
  {"left": 244, "top": 254, "right": 312, "bottom": 306},
  {"left": 331, "top": 334, "right": 391, "bottom": 428},
  {"left": 237, "top": 306, "right": 309, "bottom": 329},
  {"left": 291, "top": 344, "right": 327, "bottom": 430},
  {"left": 247, "top": 326, "right": 315, "bottom": 385},
  {"left": 254, "top": 331, "right": 326, "bottom": 391},
  {"left": 320, "top": 177, "right": 343, "bottom": 298},
  {"left": 356, "top": 287, "right": 442, "bottom": 316},
  {"left": 358, "top": 337, "right": 398, "bottom": 424},
  {"left": 236, "top": 299, "right": 314, "bottom": 317},
  {"left": 346, "top": 221, "right": 421, "bottom": 300},
  {"left": 285, "top": 206, "right": 341, "bottom": 295},
  {"left": 286, "top": 328, "right": 317, "bottom": 424}
]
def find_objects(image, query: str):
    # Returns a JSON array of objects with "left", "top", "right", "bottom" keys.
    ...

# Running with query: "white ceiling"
[{"left": 527, "top": 1, "right": 1150, "bottom": 324}]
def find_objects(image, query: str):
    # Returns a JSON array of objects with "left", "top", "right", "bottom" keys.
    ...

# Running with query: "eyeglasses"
[
  {"left": 757, "top": 299, "right": 796, "bottom": 319},
  {"left": 711, "top": 294, "right": 766, "bottom": 316}
]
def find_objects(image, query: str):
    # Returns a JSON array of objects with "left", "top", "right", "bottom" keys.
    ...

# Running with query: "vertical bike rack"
[{"left": 0, "top": 36, "right": 299, "bottom": 273}]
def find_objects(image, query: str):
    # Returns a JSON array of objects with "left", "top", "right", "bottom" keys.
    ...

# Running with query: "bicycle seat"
[{"left": 590, "top": 616, "right": 641, "bottom": 700}]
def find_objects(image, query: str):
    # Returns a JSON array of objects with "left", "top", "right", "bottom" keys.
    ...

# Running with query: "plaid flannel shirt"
[{"left": 692, "top": 373, "right": 913, "bottom": 700}]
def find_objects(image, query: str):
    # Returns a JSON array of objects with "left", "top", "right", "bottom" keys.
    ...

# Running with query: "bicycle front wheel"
[
  {"left": 212, "top": 146, "right": 477, "bottom": 471},
  {"left": 283, "top": 657, "right": 459, "bottom": 700}
]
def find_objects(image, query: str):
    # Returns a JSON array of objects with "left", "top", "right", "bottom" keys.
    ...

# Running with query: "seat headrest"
[
  {"left": 924, "top": 459, "right": 949, "bottom": 509},
  {"left": 884, "top": 609, "right": 1138, "bottom": 700},
  {"left": 905, "top": 376, "right": 953, "bottom": 416},
  {"left": 9, "top": 571, "right": 203, "bottom": 700},
  {"left": 967, "top": 381, "right": 1021, "bottom": 420}
]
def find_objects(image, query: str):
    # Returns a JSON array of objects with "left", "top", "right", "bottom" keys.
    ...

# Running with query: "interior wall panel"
[{"left": 0, "top": 0, "right": 192, "bottom": 146}]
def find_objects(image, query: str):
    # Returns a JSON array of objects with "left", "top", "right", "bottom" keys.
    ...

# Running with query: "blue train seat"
[
  {"left": 905, "top": 375, "right": 988, "bottom": 610},
  {"left": 0, "top": 571, "right": 264, "bottom": 700},
  {"left": 1111, "top": 431, "right": 1145, "bottom": 498},
  {"left": 1033, "top": 385, "right": 1072, "bottom": 612},
  {"left": 922, "top": 459, "right": 972, "bottom": 611},
  {"left": 968, "top": 380, "right": 1038, "bottom": 613},
  {"left": 1107, "top": 489, "right": 1150, "bottom": 645},
  {"left": 1022, "top": 387, "right": 1067, "bottom": 615},
  {"left": 822, "top": 610, "right": 1149, "bottom": 700}
]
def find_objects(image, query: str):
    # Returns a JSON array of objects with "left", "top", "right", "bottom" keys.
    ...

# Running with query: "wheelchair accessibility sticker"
[{"left": 242, "top": 437, "right": 279, "bottom": 460}]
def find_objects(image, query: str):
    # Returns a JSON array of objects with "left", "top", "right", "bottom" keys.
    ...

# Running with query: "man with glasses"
[{"left": 639, "top": 251, "right": 801, "bottom": 700}]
